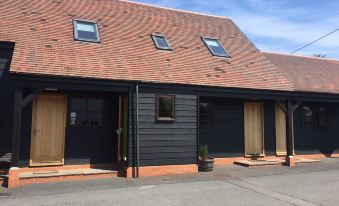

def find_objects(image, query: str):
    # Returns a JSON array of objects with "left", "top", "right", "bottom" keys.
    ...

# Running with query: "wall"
[
  {"left": 130, "top": 88, "right": 198, "bottom": 166},
  {"left": 199, "top": 98, "right": 277, "bottom": 157},
  {"left": 19, "top": 91, "right": 120, "bottom": 166},
  {"left": 294, "top": 102, "right": 339, "bottom": 155}
]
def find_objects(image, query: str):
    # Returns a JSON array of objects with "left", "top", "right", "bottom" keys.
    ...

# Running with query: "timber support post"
[
  {"left": 284, "top": 99, "right": 301, "bottom": 167},
  {"left": 9, "top": 86, "right": 23, "bottom": 188}
]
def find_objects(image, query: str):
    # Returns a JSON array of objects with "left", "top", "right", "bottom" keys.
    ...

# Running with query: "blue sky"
[{"left": 132, "top": 0, "right": 339, "bottom": 59}]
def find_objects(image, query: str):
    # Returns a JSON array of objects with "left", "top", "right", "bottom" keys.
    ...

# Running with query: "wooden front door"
[
  {"left": 30, "top": 94, "right": 67, "bottom": 166},
  {"left": 275, "top": 105, "right": 287, "bottom": 156},
  {"left": 244, "top": 102, "right": 264, "bottom": 156}
]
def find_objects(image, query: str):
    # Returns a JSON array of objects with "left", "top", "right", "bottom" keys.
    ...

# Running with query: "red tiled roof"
[
  {"left": 0, "top": 0, "right": 294, "bottom": 91},
  {"left": 264, "top": 52, "right": 339, "bottom": 94}
]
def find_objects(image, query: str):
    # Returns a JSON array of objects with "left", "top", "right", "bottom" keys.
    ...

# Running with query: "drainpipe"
[{"left": 135, "top": 84, "right": 140, "bottom": 178}]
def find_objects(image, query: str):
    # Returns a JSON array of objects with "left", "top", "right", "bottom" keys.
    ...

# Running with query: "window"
[
  {"left": 151, "top": 34, "right": 172, "bottom": 50},
  {"left": 69, "top": 98, "right": 104, "bottom": 127},
  {"left": 0, "top": 58, "right": 7, "bottom": 70},
  {"left": 156, "top": 95, "right": 175, "bottom": 121},
  {"left": 0, "top": 42, "right": 15, "bottom": 72},
  {"left": 73, "top": 20, "right": 100, "bottom": 42},
  {"left": 202, "top": 37, "right": 230, "bottom": 58},
  {"left": 200, "top": 102, "right": 212, "bottom": 128},
  {"left": 301, "top": 107, "right": 314, "bottom": 129},
  {"left": 301, "top": 105, "right": 326, "bottom": 129}
]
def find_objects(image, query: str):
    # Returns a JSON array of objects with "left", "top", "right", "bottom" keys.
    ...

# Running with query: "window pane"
[
  {"left": 88, "top": 112, "right": 103, "bottom": 126},
  {"left": 69, "top": 111, "right": 87, "bottom": 126},
  {"left": 203, "top": 38, "right": 230, "bottom": 57},
  {"left": 88, "top": 99, "right": 104, "bottom": 112},
  {"left": 318, "top": 106, "right": 326, "bottom": 128},
  {"left": 200, "top": 103, "right": 212, "bottom": 128},
  {"left": 152, "top": 35, "right": 171, "bottom": 50},
  {"left": 70, "top": 98, "right": 87, "bottom": 111},
  {"left": 0, "top": 58, "right": 7, "bottom": 70},
  {"left": 155, "top": 36, "right": 169, "bottom": 48},
  {"left": 301, "top": 107, "right": 314, "bottom": 129},
  {"left": 158, "top": 96, "right": 174, "bottom": 119},
  {"left": 75, "top": 21, "right": 99, "bottom": 41}
]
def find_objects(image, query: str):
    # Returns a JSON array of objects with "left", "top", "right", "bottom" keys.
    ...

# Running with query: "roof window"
[
  {"left": 151, "top": 34, "right": 172, "bottom": 51},
  {"left": 202, "top": 37, "right": 230, "bottom": 58},
  {"left": 73, "top": 20, "right": 100, "bottom": 43}
]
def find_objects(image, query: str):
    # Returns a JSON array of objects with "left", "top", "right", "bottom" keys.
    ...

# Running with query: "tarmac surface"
[{"left": 1, "top": 158, "right": 339, "bottom": 206}]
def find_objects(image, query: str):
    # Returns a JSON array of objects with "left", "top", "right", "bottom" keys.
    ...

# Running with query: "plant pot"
[{"left": 198, "top": 157, "right": 215, "bottom": 172}]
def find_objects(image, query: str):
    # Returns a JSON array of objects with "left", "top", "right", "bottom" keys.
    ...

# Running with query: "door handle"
[
  {"left": 33, "top": 128, "right": 40, "bottom": 135},
  {"left": 116, "top": 128, "right": 123, "bottom": 135}
]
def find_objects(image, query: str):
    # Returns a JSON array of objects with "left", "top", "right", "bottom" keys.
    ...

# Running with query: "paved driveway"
[{"left": 1, "top": 158, "right": 339, "bottom": 206}]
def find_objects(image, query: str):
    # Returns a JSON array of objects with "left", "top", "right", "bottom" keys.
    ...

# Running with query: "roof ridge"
[
  {"left": 263, "top": 51, "right": 339, "bottom": 63},
  {"left": 121, "top": 0, "right": 232, "bottom": 20}
]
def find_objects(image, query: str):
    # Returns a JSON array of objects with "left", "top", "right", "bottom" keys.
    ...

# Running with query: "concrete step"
[{"left": 20, "top": 168, "right": 119, "bottom": 179}]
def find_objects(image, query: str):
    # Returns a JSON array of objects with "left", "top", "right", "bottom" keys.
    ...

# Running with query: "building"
[{"left": 1, "top": 0, "right": 339, "bottom": 188}]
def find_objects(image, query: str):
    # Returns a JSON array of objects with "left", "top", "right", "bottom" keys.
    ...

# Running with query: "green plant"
[{"left": 199, "top": 145, "right": 209, "bottom": 159}]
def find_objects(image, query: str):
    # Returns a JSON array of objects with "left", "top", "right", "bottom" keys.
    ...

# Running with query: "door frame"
[
  {"left": 244, "top": 102, "right": 265, "bottom": 157},
  {"left": 29, "top": 94, "right": 67, "bottom": 167}
]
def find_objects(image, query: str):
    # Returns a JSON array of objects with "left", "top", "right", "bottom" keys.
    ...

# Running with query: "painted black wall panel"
[
  {"left": 129, "top": 88, "right": 198, "bottom": 167},
  {"left": 200, "top": 98, "right": 244, "bottom": 157},
  {"left": 294, "top": 102, "right": 339, "bottom": 155},
  {"left": 264, "top": 102, "right": 276, "bottom": 156}
]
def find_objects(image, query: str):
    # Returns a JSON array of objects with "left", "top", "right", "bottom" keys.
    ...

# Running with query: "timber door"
[
  {"left": 275, "top": 105, "right": 287, "bottom": 156},
  {"left": 244, "top": 102, "right": 264, "bottom": 156},
  {"left": 30, "top": 94, "right": 67, "bottom": 166}
]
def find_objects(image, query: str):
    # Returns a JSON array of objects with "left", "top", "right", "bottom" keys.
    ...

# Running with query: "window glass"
[
  {"left": 0, "top": 58, "right": 7, "bottom": 70},
  {"left": 74, "top": 20, "right": 100, "bottom": 42},
  {"left": 151, "top": 34, "right": 171, "bottom": 50},
  {"left": 301, "top": 106, "right": 314, "bottom": 129},
  {"left": 202, "top": 37, "right": 230, "bottom": 58},
  {"left": 157, "top": 95, "right": 175, "bottom": 120},
  {"left": 200, "top": 102, "right": 212, "bottom": 128},
  {"left": 70, "top": 98, "right": 87, "bottom": 111},
  {"left": 88, "top": 99, "right": 104, "bottom": 112},
  {"left": 69, "top": 98, "right": 104, "bottom": 127},
  {"left": 318, "top": 106, "right": 326, "bottom": 128}
]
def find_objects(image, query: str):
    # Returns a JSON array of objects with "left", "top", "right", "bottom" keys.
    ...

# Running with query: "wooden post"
[
  {"left": 285, "top": 99, "right": 301, "bottom": 166},
  {"left": 11, "top": 87, "right": 22, "bottom": 167},
  {"left": 9, "top": 87, "right": 22, "bottom": 188}
]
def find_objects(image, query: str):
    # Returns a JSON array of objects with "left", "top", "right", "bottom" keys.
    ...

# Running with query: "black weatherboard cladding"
[
  {"left": 130, "top": 88, "right": 198, "bottom": 166},
  {"left": 199, "top": 98, "right": 244, "bottom": 157},
  {"left": 294, "top": 102, "right": 339, "bottom": 155},
  {"left": 199, "top": 98, "right": 277, "bottom": 157}
]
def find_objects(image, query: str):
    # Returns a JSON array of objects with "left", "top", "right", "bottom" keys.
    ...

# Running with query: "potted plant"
[{"left": 198, "top": 145, "right": 215, "bottom": 172}]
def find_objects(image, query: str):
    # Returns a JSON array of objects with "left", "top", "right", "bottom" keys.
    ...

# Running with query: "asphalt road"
[{"left": 1, "top": 158, "right": 339, "bottom": 206}]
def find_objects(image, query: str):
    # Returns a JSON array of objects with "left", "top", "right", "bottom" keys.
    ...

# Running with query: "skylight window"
[
  {"left": 151, "top": 34, "right": 172, "bottom": 51},
  {"left": 73, "top": 20, "right": 100, "bottom": 43},
  {"left": 202, "top": 37, "right": 230, "bottom": 58}
]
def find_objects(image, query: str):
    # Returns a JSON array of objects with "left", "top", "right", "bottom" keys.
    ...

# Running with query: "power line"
[{"left": 290, "top": 28, "right": 339, "bottom": 54}]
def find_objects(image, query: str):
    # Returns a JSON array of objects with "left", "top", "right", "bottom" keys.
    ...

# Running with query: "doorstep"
[
  {"left": 234, "top": 159, "right": 285, "bottom": 167},
  {"left": 18, "top": 168, "right": 119, "bottom": 186},
  {"left": 234, "top": 158, "right": 322, "bottom": 167}
]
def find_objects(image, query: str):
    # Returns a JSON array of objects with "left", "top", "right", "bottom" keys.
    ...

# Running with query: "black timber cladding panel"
[
  {"left": 294, "top": 102, "right": 339, "bottom": 155},
  {"left": 200, "top": 98, "right": 277, "bottom": 157},
  {"left": 200, "top": 98, "right": 244, "bottom": 157},
  {"left": 131, "top": 88, "right": 198, "bottom": 166},
  {"left": 0, "top": 79, "right": 13, "bottom": 151}
]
